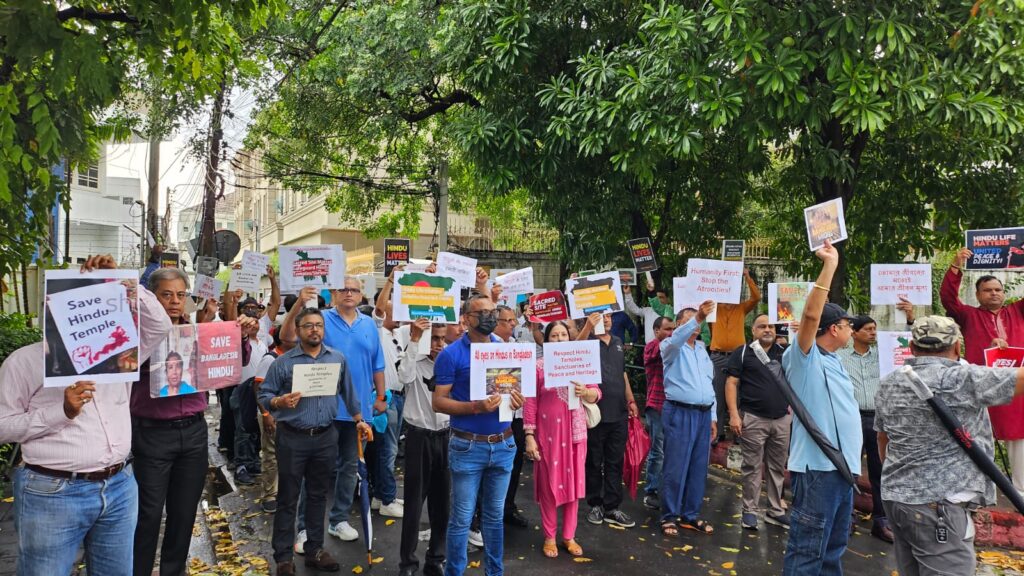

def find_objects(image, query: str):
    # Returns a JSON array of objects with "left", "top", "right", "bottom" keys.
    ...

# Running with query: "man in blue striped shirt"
[{"left": 259, "top": 308, "right": 372, "bottom": 576}]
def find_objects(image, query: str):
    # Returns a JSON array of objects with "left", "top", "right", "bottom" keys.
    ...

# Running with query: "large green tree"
[{"left": 0, "top": 0, "right": 281, "bottom": 277}]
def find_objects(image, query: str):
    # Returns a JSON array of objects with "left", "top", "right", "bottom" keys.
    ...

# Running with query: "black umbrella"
[{"left": 900, "top": 366, "right": 1024, "bottom": 515}]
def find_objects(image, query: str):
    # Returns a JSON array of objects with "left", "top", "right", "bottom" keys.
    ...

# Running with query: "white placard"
[
  {"left": 44, "top": 270, "right": 141, "bottom": 386},
  {"left": 242, "top": 250, "right": 270, "bottom": 273},
  {"left": 683, "top": 258, "right": 743, "bottom": 305},
  {"left": 397, "top": 323, "right": 431, "bottom": 356},
  {"left": 292, "top": 363, "right": 341, "bottom": 397},
  {"left": 870, "top": 264, "right": 932, "bottom": 306},
  {"left": 543, "top": 340, "right": 601, "bottom": 388},
  {"left": 229, "top": 268, "right": 261, "bottom": 293},
  {"left": 672, "top": 276, "right": 718, "bottom": 323},
  {"left": 495, "top": 267, "right": 535, "bottom": 295},
  {"left": 436, "top": 251, "right": 478, "bottom": 288},
  {"left": 392, "top": 271, "right": 461, "bottom": 324},
  {"left": 877, "top": 331, "right": 913, "bottom": 379},
  {"left": 356, "top": 273, "right": 377, "bottom": 299},
  {"left": 564, "top": 271, "right": 625, "bottom": 320},
  {"left": 469, "top": 343, "right": 537, "bottom": 421},
  {"left": 193, "top": 274, "right": 222, "bottom": 300},
  {"left": 279, "top": 245, "right": 347, "bottom": 293},
  {"left": 643, "top": 307, "right": 660, "bottom": 343}
]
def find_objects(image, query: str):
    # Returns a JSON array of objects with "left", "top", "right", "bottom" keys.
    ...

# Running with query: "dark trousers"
[
  {"left": 132, "top": 416, "right": 209, "bottom": 576},
  {"left": 231, "top": 384, "right": 260, "bottom": 471},
  {"left": 274, "top": 424, "right": 339, "bottom": 563},
  {"left": 400, "top": 425, "right": 450, "bottom": 570},
  {"left": 585, "top": 419, "right": 628, "bottom": 511},
  {"left": 217, "top": 387, "right": 236, "bottom": 460},
  {"left": 861, "top": 412, "right": 885, "bottom": 519},
  {"left": 504, "top": 417, "right": 525, "bottom": 515},
  {"left": 710, "top": 351, "right": 731, "bottom": 436}
]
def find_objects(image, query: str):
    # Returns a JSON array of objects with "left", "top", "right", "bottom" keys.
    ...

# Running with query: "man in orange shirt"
[{"left": 707, "top": 268, "right": 761, "bottom": 441}]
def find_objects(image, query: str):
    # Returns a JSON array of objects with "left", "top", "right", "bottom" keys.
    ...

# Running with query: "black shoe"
[
  {"left": 261, "top": 498, "right": 278, "bottom": 513},
  {"left": 504, "top": 510, "right": 528, "bottom": 528},
  {"left": 871, "top": 520, "right": 894, "bottom": 544},
  {"left": 235, "top": 465, "right": 256, "bottom": 486},
  {"left": 423, "top": 561, "right": 445, "bottom": 576},
  {"left": 304, "top": 549, "right": 340, "bottom": 572},
  {"left": 398, "top": 566, "right": 418, "bottom": 576},
  {"left": 643, "top": 493, "right": 660, "bottom": 510}
]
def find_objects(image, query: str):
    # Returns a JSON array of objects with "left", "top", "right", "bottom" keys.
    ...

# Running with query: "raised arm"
[
  {"left": 940, "top": 248, "right": 972, "bottom": 323},
  {"left": 797, "top": 240, "right": 839, "bottom": 354},
  {"left": 741, "top": 269, "right": 761, "bottom": 313},
  {"left": 265, "top": 265, "right": 281, "bottom": 323},
  {"left": 278, "top": 286, "right": 319, "bottom": 346}
]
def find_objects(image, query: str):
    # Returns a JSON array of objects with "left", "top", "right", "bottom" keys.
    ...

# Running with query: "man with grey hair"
[{"left": 875, "top": 315, "right": 1024, "bottom": 575}]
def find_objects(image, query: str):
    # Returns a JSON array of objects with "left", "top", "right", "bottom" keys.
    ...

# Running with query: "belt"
[
  {"left": 280, "top": 421, "right": 333, "bottom": 436},
  {"left": 134, "top": 413, "right": 204, "bottom": 429},
  {"left": 709, "top": 349, "right": 732, "bottom": 356},
  {"left": 667, "top": 400, "right": 713, "bottom": 412},
  {"left": 407, "top": 423, "right": 451, "bottom": 437},
  {"left": 391, "top": 389, "right": 405, "bottom": 397},
  {"left": 451, "top": 427, "right": 513, "bottom": 443},
  {"left": 26, "top": 459, "right": 131, "bottom": 482},
  {"left": 860, "top": 409, "right": 876, "bottom": 416}
]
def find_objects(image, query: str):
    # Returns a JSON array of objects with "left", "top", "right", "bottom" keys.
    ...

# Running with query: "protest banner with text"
[
  {"left": 804, "top": 198, "right": 849, "bottom": 251},
  {"left": 984, "top": 346, "right": 1024, "bottom": 368},
  {"left": 393, "top": 271, "right": 460, "bottom": 324},
  {"left": 469, "top": 343, "right": 537, "bottom": 421},
  {"left": 436, "top": 251, "right": 478, "bottom": 288},
  {"left": 160, "top": 252, "right": 180, "bottom": 268},
  {"left": 722, "top": 240, "right": 745, "bottom": 262},
  {"left": 278, "top": 245, "right": 347, "bottom": 293},
  {"left": 543, "top": 340, "right": 601, "bottom": 388},
  {"left": 627, "top": 237, "right": 659, "bottom": 273},
  {"left": 878, "top": 331, "right": 913, "bottom": 379},
  {"left": 495, "top": 267, "right": 535, "bottom": 295},
  {"left": 870, "top": 264, "right": 932, "bottom": 305},
  {"left": 618, "top": 268, "right": 637, "bottom": 286},
  {"left": 565, "top": 271, "right": 624, "bottom": 319},
  {"left": 193, "top": 274, "right": 222, "bottom": 300},
  {"left": 194, "top": 322, "right": 243, "bottom": 392},
  {"left": 672, "top": 276, "right": 717, "bottom": 323},
  {"left": 528, "top": 290, "right": 569, "bottom": 323},
  {"left": 292, "top": 363, "right": 341, "bottom": 397},
  {"left": 767, "top": 282, "right": 812, "bottom": 324},
  {"left": 149, "top": 325, "right": 198, "bottom": 397},
  {"left": 241, "top": 250, "right": 270, "bottom": 273},
  {"left": 965, "top": 227, "right": 1024, "bottom": 270},
  {"left": 683, "top": 258, "right": 743, "bottom": 305},
  {"left": 229, "top": 267, "right": 261, "bottom": 293},
  {"left": 384, "top": 238, "right": 411, "bottom": 276}
]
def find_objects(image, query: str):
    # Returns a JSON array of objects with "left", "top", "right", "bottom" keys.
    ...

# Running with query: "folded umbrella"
[
  {"left": 357, "top": 436, "right": 374, "bottom": 568},
  {"left": 622, "top": 415, "right": 651, "bottom": 500}
]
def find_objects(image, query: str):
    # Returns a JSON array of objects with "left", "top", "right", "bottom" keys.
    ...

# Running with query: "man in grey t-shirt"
[{"left": 875, "top": 316, "right": 1024, "bottom": 575}]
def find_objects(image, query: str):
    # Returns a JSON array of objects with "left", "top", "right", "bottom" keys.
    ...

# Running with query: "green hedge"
[{"left": 0, "top": 313, "right": 41, "bottom": 366}]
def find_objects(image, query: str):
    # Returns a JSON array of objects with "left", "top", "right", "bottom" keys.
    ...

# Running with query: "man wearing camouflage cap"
[{"left": 875, "top": 315, "right": 1024, "bottom": 575}]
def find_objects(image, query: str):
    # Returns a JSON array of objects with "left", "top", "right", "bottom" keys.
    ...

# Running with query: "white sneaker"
[
  {"left": 371, "top": 497, "right": 382, "bottom": 510},
  {"left": 379, "top": 500, "right": 404, "bottom": 518},
  {"left": 419, "top": 529, "right": 431, "bottom": 542},
  {"left": 328, "top": 521, "right": 359, "bottom": 542},
  {"left": 294, "top": 529, "right": 307, "bottom": 555},
  {"left": 468, "top": 530, "right": 483, "bottom": 548}
]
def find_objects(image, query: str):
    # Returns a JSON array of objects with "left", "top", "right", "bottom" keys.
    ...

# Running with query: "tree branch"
[
  {"left": 57, "top": 6, "right": 139, "bottom": 25},
  {"left": 378, "top": 89, "right": 481, "bottom": 123}
]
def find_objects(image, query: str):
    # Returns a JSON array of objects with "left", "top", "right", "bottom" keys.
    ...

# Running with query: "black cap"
[
  {"left": 816, "top": 303, "right": 856, "bottom": 335},
  {"left": 238, "top": 297, "right": 259, "bottom": 311},
  {"left": 850, "top": 315, "right": 876, "bottom": 331}
]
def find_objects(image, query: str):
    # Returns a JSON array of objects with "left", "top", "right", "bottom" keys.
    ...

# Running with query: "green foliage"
[{"left": 0, "top": 313, "right": 41, "bottom": 366}]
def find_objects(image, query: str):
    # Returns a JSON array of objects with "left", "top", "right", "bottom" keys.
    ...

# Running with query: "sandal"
[
  {"left": 661, "top": 521, "right": 679, "bottom": 536},
  {"left": 679, "top": 518, "right": 714, "bottom": 534},
  {"left": 542, "top": 539, "right": 558, "bottom": 558},
  {"left": 562, "top": 539, "right": 583, "bottom": 557}
]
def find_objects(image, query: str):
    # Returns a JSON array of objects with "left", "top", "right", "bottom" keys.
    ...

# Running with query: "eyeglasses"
[
  {"left": 299, "top": 323, "right": 325, "bottom": 330},
  {"left": 336, "top": 288, "right": 361, "bottom": 295},
  {"left": 466, "top": 310, "right": 497, "bottom": 319}
]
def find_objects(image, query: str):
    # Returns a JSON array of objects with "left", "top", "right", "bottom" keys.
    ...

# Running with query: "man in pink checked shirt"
[{"left": 0, "top": 254, "right": 172, "bottom": 576}]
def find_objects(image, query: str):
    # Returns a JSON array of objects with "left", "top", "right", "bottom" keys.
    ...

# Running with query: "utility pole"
[
  {"left": 199, "top": 80, "right": 227, "bottom": 258},
  {"left": 137, "top": 200, "right": 146, "bottom": 268},
  {"left": 438, "top": 159, "right": 449, "bottom": 252},
  {"left": 147, "top": 132, "right": 160, "bottom": 258}
]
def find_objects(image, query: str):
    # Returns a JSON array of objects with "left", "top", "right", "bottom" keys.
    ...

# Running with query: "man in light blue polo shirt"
[
  {"left": 781, "top": 239, "right": 862, "bottom": 576},
  {"left": 658, "top": 301, "right": 718, "bottom": 536},
  {"left": 433, "top": 293, "right": 524, "bottom": 576}
]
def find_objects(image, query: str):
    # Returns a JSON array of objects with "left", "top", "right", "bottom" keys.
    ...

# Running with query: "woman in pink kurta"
[{"left": 524, "top": 321, "right": 601, "bottom": 559}]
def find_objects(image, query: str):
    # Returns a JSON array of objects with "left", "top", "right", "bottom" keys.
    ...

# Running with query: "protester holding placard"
[
  {"left": 259, "top": 307, "right": 372, "bottom": 575},
  {"left": 707, "top": 268, "right": 761, "bottom": 442},
  {"left": 641, "top": 316, "right": 675, "bottom": 511},
  {"left": 941, "top": 247, "right": 1024, "bottom": 492},
  {"left": 524, "top": 322, "right": 601, "bottom": 559},
  {"left": 781, "top": 239, "right": 862, "bottom": 576},
  {"left": 0, "top": 255, "right": 171, "bottom": 576},
  {"left": 231, "top": 308, "right": 268, "bottom": 487}
]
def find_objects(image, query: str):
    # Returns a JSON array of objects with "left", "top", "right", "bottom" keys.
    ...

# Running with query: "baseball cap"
[
  {"left": 816, "top": 303, "right": 856, "bottom": 335},
  {"left": 911, "top": 316, "right": 961, "bottom": 350},
  {"left": 850, "top": 315, "right": 876, "bottom": 331},
  {"left": 238, "top": 297, "right": 260, "bottom": 311}
]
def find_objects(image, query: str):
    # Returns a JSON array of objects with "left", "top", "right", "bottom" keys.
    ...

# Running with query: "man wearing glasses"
[{"left": 780, "top": 240, "right": 862, "bottom": 576}]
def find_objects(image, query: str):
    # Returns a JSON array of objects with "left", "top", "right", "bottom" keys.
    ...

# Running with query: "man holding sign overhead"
[{"left": 259, "top": 307, "right": 371, "bottom": 576}]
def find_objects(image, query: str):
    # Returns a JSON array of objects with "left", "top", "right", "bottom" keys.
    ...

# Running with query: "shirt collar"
[{"left": 906, "top": 356, "right": 959, "bottom": 367}]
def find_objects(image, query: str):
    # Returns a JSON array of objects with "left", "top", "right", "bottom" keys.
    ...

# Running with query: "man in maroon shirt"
[
  {"left": 941, "top": 246, "right": 1024, "bottom": 492},
  {"left": 642, "top": 316, "right": 675, "bottom": 510}
]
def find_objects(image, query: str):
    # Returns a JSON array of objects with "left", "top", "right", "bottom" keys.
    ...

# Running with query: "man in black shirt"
[{"left": 724, "top": 314, "right": 792, "bottom": 531}]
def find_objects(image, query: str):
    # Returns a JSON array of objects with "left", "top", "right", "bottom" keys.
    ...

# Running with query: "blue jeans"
[
  {"left": 445, "top": 434, "right": 515, "bottom": 576},
  {"left": 373, "top": 393, "right": 404, "bottom": 503},
  {"left": 783, "top": 470, "right": 854, "bottom": 576},
  {"left": 644, "top": 407, "right": 664, "bottom": 495},
  {"left": 14, "top": 465, "right": 137, "bottom": 576},
  {"left": 659, "top": 403, "right": 711, "bottom": 522}
]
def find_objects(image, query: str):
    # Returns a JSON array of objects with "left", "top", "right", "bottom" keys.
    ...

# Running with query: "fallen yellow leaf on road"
[
  {"left": 352, "top": 566, "right": 363, "bottom": 574},
  {"left": 386, "top": 519, "right": 396, "bottom": 526},
  {"left": 722, "top": 561, "right": 735, "bottom": 569},
  {"left": 573, "top": 557, "right": 593, "bottom": 563}
]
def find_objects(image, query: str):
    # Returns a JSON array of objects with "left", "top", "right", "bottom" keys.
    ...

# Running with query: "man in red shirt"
[
  {"left": 642, "top": 316, "right": 675, "bottom": 510},
  {"left": 940, "top": 247, "right": 1024, "bottom": 492}
]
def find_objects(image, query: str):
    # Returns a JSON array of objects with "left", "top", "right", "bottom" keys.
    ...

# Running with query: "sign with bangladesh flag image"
[{"left": 392, "top": 271, "right": 461, "bottom": 324}]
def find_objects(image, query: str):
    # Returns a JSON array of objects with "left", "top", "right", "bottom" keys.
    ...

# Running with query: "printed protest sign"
[
  {"left": 393, "top": 271, "right": 460, "bottom": 324},
  {"left": 195, "top": 255, "right": 220, "bottom": 277},
  {"left": 194, "top": 321, "right": 243, "bottom": 392},
  {"left": 384, "top": 238, "right": 411, "bottom": 276},
  {"left": 149, "top": 325, "right": 199, "bottom": 397},
  {"left": 870, "top": 264, "right": 932, "bottom": 305},
  {"left": 564, "top": 271, "right": 624, "bottom": 319},
  {"left": 618, "top": 268, "right": 638, "bottom": 286},
  {"left": 528, "top": 290, "right": 569, "bottom": 323},
  {"left": 672, "top": 277, "right": 717, "bottom": 323},
  {"left": 722, "top": 240, "right": 745, "bottom": 262},
  {"left": 683, "top": 258, "right": 743, "bottom": 305},
  {"left": 543, "top": 340, "right": 601, "bottom": 388},
  {"left": 241, "top": 250, "right": 270, "bottom": 273},
  {"left": 495, "top": 267, "right": 534, "bottom": 294},
  {"left": 436, "top": 252, "right": 478, "bottom": 288},
  {"left": 768, "top": 282, "right": 813, "bottom": 324},
  {"left": 627, "top": 237, "right": 659, "bottom": 273},
  {"left": 160, "top": 252, "right": 180, "bottom": 268},
  {"left": 279, "top": 245, "right": 346, "bottom": 293},
  {"left": 44, "top": 270, "right": 141, "bottom": 387},
  {"left": 804, "top": 198, "right": 848, "bottom": 251},
  {"left": 643, "top": 307, "right": 660, "bottom": 343},
  {"left": 469, "top": 343, "right": 537, "bottom": 421},
  {"left": 292, "top": 363, "right": 341, "bottom": 397},
  {"left": 878, "top": 331, "right": 913, "bottom": 379},
  {"left": 193, "top": 274, "right": 222, "bottom": 300},
  {"left": 229, "top": 267, "right": 261, "bottom": 293},
  {"left": 965, "top": 227, "right": 1024, "bottom": 270},
  {"left": 984, "top": 346, "right": 1024, "bottom": 368}
]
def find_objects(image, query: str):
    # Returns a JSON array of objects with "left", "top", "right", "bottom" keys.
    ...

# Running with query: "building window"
[{"left": 77, "top": 163, "right": 99, "bottom": 188}]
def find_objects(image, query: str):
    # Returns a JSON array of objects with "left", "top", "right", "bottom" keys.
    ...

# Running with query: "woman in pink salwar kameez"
[{"left": 524, "top": 321, "right": 601, "bottom": 559}]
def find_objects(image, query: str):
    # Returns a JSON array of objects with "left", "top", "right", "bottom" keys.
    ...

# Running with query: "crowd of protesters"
[{"left": 1, "top": 240, "right": 1023, "bottom": 576}]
